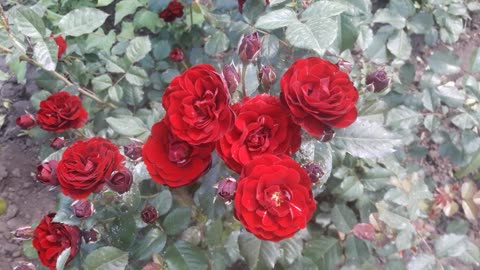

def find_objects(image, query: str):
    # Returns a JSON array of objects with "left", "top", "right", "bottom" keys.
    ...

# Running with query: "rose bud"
[
  {"left": 12, "top": 226, "right": 34, "bottom": 240},
  {"left": 238, "top": 32, "right": 261, "bottom": 63},
  {"left": 106, "top": 168, "right": 133, "bottom": 194},
  {"left": 319, "top": 126, "right": 335, "bottom": 142},
  {"left": 258, "top": 65, "right": 276, "bottom": 93},
  {"left": 36, "top": 160, "right": 59, "bottom": 186},
  {"left": 124, "top": 141, "right": 144, "bottom": 161},
  {"left": 222, "top": 63, "right": 240, "bottom": 94},
  {"left": 366, "top": 68, "right": 390, "bottom": 93},
  {"left": 337, "top": 59, "right": 353, "bottom": 73},
  {"left": 141, "top": 205, "right": 159, "bottom": 223},
  {"left": 216, "top": 177, "right": 237, "bottom": 202},
  {"left": 352, "top": 223, "right": 376, "bottom": 241},
  {"left": 50, "top": 137, "right": 66, "bottom": 150},
  {"left": 169, "top": 48, "right": 184, "bottom": 62},
  {"left": 158, "top": 0, "right": 184, "bottom": 23},
  {"left": 72, "top": 200, "right": 94, "bottom": 219},
  {"left": 302, "top": 162, "right": 324, "bottom": 184},
  {"left": 16, "top": 114, "right": 36, "bottom": 129},
  {"left": 14, "top": 262, "right": 36, "bottom": 270},
  {"left": 82, "top": 228, "right": 100, "bottom": 244}
]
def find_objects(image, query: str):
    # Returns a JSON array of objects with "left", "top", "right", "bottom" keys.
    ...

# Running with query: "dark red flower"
[
  {"left": 216, "top": 177, "right": 237, "bottom": 202},
  {"left": 142, "top": 120, "right": 214, "bottom": 187},
  {"left": 50, "top": 137, "right": 66, "bottom": 150},
  {"left": 238, "top": 32, "right": 261, "bottom": 63},
  {"left": 106, "top": 168, "right": 133, "bottom": 194},
  {"left": 36, "top": 160, "right": 59, "bottom": 186},
  {"left": 57, "top": 137, "right": 124, "bottom": 199},
  {"left": 36, "top": 91, "right": 88, "bottom": 132},
  {"left": 217, "top": 94, "right": 301, "bottom": 173},
  {"left": 159, "top": 0, "right": 184, "bottom": 22},
  {"left": 16, "top": 114, "right": 36, "bottom": 129},
  {"left": 258, "top": 65, "right": 276, "bottom": 93},
  {"left": 280, "top": 57, "right": 359, "bottom": 137},
  {"left": 72, "top": 200, "right": 94, "bottom": 219},
  {"left": 169, "top": 48, "right": 184, "bottom": 62},
  {"left": 32, "top": 213, "right": 81, "bottom": 270},
  {"left": 366, "top": 68, "right": 390, "bottom": 93},
  {"left": 141, "top": 205, "right": 158, "bottom": 223},
  {"left": 50, "top": 34, "right": 67, "bottom": 59},
  {"left": 234, "top": 154, "right": 316, "bottom": 241},
  {"left": 162, "top": 64, "right": 234, "bottom": 145},
  {"left": 222, "top": 63, "right": 240, "bottom": 94},
  {"left": 124, "top": 141, "right": 143, "bottom": 161}
]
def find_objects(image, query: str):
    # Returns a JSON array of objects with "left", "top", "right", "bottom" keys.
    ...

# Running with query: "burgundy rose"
[
  {"left": 141, "top": 205, "right": 158, "bottom": 223},
  {"left": 50, "top": 137, "right": 66, "bottom": 150},
  {"left": 366, "top": 68, "right": 390, "bottom": 93},
  {"left": 32, "top": 213, "right": 81, "bottom": 270},
  {"left": 217, "top": 94, "right": 301, "bottom": 173},
  {"left": 36, "top": 160, "right": 59, "bottom": 186},
  {"left": 124, "top": 141, "right": 143, "bottom": 161},
  {"left": 16, "top": 114, "right": 36, "bottom": 129},
  {"left": 162, "top": 64, "right": 235, "bottom": 145},
  {"left": 302, "top": 162, "right": 324, "bottom": 184},
  {"left": 72, "top": 200, "right": 94, "bottom": 219},
  {"left": 238, "top": 32, "right": 261, "bottom": 63},
  {"left": 216, "top": 177, "right": 237, "bottom": 202},
  {"left": 280, "top": 57, "right": 359, "bottom": 137},
  {"left": 36, "top": 91, "right": 88, "bottom": 132},
  {"left": 143, "top": 120, "right": 214, "bottom": 187},
  {"left": 57, "top": 137, "right": 124, "bottom": 199},
  {"left": 159, "top": 0, "right": 184, "bottom": 22},
  {"left": 222, "top": 63, "right": 240, "bottom": 94},
  {"left": 82, "top": 228, "right": 100, "bottom": 244},
  {"left": 169, "top": 48, "right": 184, "bottom": 62},
  {"left": 258, "top": 65, "right": 276, "bottom": 93},
  {"left": 50, "top": 34, "right": 67, "bottom": 59},
  {"left": 106, "top": 168, "right": 133, "bottom": 194},
  {"left": 234, "top": 154, "right": 316, "bottom": 241}
]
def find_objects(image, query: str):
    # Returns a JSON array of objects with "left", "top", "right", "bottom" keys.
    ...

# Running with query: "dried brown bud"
[
  {"left": 14, "top": 262, "right": 36, "bottom": 270},
  {"left": 258, "top": 65, "right": 276, "bottom": 93}
]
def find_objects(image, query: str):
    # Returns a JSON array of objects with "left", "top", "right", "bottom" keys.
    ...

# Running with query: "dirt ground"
[{"left": 0, "top": 60, "right": 55, "bottom": 269}]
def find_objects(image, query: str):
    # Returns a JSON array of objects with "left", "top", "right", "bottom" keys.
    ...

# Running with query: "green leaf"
[
  {"left": 14, "top": 6, "right": 46, "bottom": 39},
  {"left": 387, "top": 30, "right": 411, "bottom": 60},
  {"left": 301, "top": 1, "right": 348, "bottom": 19},
  {"left": 372, "top": 8, "right": 406, "bottom": 29},
  {"left": 108, "top": 85, "right": 124, "bottom": 103},
  {"left": 280, "top": 236, "right": 304, "bottom": 264},
  {"left": 134, "top": 9, "right": 163, "bottom": 32},
  {"left": 331, "top": 204, "right": 357, "bottom": 233},
  {"left": 56, "top": 247, "right": 71, "bottom": 270},
  {"left": 97, "top": 0, "right": 115, "bottom": 7},
  {"left": 165, "top": 241, "right": 208, "bottom": 270},
  {"left": 126, "top": 36, "right": 152, "bottom": 63},
  {"left": 58, "top": 8, "right": 109, "bottom": 37},
  {"left": 261, "top": 34, "right": 280, "bottom": 59},
  {"left": 408, "top": 12, "right": 434, "bottom": 34},
  {"left": 33, "top": 37, "right": 58, "bottom": 71},
  {"left": 109, "top": 215, "right": 136, "bottom": 250},
  {"left": 333, "top": 118, "right": 401, "bottom": 159},
  {"left": 436, "top": 84, "right": 465, "bottom": 108},
  {"left": 470, "top": 48, "right": 480, "bottom": 72},
  {"left": 255, "top": 9, "right": 297, "bottom": 30},
  {"left": 92, "top": 75, "right": 112, "bottom": 91},
  {"left": 303, "top": 237, "right": 341, "bottom": 270},
  {"left": 333, "top": 175, "right": 364, "bottom": 201},
  {"left": 22, "top": 240, "right": 38, "bottom": 259},
  {"left": 435, "top": 234, "right": 480, "bottom": 265},
  {"left": 115, "top": 0, "right": 142, "bottom": 25},
  {"left": 126, "top": 66, "right": 149, "bottom": 86},
  {"left": 238, "top": 231, "right": 281, "bottom": 270},
  {"left": 123, "top": 85, "right": 144, "bottom": 106},
  {"left": 205, "top": 31, "right": 230, "bottom": 56},
  {"left": 451, "top": 112, "right": 479, "bottom": 130},
  {"left": 105, "top": 116, "right": 148, "bottom": 136},
  {"left": 336, "top": 14, "right": 359, "bottom": 52},
  {"left": 149, "top": 190, "right": 172, "bottom": 216},
  {"left": 84, "top": 246, "right": 128, "bottom": 270},
  {"left": 345, "top": 235, "right": 370, "bottom": 264},
  {"left": 286, "top": 17, "right": 338, "bottom": 55},
  {"left": 163, "top": 208, "right": 191, "bottom": 235},
  {"left": 388, "top": 0, "right": 415, "bottom": 18},
  {"left": 131, "top": 228, "right": 167, "bottom": 261},
  {"left": 456, "top": 150, "right": 480, "bottom": 178},
  {"left": 386, "top": 106, "right": 422, "bottom": 130},
  {"left": 428, "top": 50, "right": 461, "bottom": 75},
  {"left": 407, "top": 254, "right": 437, "bottom": 270}
]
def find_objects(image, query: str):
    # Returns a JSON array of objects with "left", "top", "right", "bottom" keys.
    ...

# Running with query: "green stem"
[{"left": 241, "top": 63, "right": 247, "bottom": 97}]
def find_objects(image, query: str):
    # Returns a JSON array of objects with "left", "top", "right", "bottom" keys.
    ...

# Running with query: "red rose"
[
  {"left": 162, "top": 64, "right": 235, "bottom": 145},
  {"left": 159, "top": 0, "right": 184, "bottom": 22},
  {"left": 106, "top": 168, "right": 133, "bottom": 194},
  {"left": 16, "top": 114, "right": 36, "bottom": 129},
  {"left": 280, "top": 57, "right": 359, "bottom": 137},
  {"left": 234, "top": 154, "right": 316, "bottom": 241},
  {"left": 142, "top": 120, "right": 214, "bottom": 187},
  {"left": 36, "top": 160, "right": 59, "bottom": 186},
  {"left": 50, "top": 34, "right": 67, "bottom": 59},
  {"left": 36, "top": 91, "right": 88, "bottom": 132},
  {"left": 32, "top": 213, "right": 81, "bottom": 270},
  {"left": 57, "top": 137, "right": 124, "bottom": 199},
  {"left": 169, "top": 48, "right": 184, "bottom": 62},
  {"left": 217, "top": 94, "right": 301, "bottom": 173}
]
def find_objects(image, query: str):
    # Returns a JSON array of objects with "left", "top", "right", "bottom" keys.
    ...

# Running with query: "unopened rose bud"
[
  {"left": 50, "top": 137, "right": 66, "bottom": 150},
  {"left": 366, "top": 68, "right": 390, "bottom": 93},
  {"left": 337, "top": 59, "right": 353, "bottom": 73},
  {"left": 238, "top": 32, "right": 261, "bottom": 63},
  {"left": 142, "top": 262, "right": 162, "bottom": 270},
  {"left": 303, "top": 162, "right": 324, "bottom": 184},
  {"left": 141, "top": 205, "right": 158, "bottom": 223},
  {"left": 83, "top": 228, "right": 100, "bottom": 244},
  {"left": 222, "top": 63, "right": 240, "bottom": 94},
  {"left": 14, "top": 262, "right": 36, "bottom": 270},
  {"left": 216, "top": 177, "right": 237, "bottom": 201},
  {"left": 36, "top": 160, "right": 58, "bottom": 186},
  {"left": 462, "top": 200, "right": 478, "bottom": 222},
  {"left": 16, "top": 114, "right": 36, "bottom": 129},
  {"left": 124, "top": 141, "right": 144, "bottom": 161},
  {"left": 12, "top": 226, "right": 34, "bottom": 240},
  {"left": 258, "top": 65, "right": 276, "bottom": 93},
  {"left": 461, "top": 180, "right": 477, "bottom": 200},
  {"left": 169, "top": 48, "right": 184, "bottom": 62},
  {"left": 352, "top": 223, "right": 376, "bottom": 241},
  {"left": 107, "top": 168, "right": 133, "bottom": 194},
  {"left": 72, "top": 200, "right": 94, "bottom": 219},
  {"left": 443, "top": 201, "right": 459, "bottom": 217},
  {"left": 319, "top": 126, "right": 335, "bottom": 142}
]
